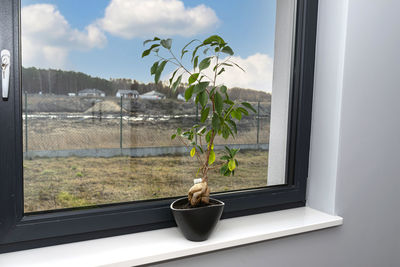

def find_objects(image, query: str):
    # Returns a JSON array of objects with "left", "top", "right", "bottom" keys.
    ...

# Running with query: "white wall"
[{"left": 155, "top": 0, "right": 400, "bottom": 266}]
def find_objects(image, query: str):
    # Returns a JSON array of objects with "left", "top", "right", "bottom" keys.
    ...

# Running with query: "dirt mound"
[{"left": 85, "top": 100, "right": 126, "bottom": 114}]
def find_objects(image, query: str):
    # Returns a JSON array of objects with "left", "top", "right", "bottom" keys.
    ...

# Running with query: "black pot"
[{"left": 170, "top": 197, "right": 225, "bottom": 241}]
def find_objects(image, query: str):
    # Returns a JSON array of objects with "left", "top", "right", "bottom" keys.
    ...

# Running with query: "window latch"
[{"left": 1, "top": 49, "right": 10, "bottom": 99}]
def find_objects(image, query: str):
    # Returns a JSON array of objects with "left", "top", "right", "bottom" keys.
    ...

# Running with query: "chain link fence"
[{"left": 22, "top": 92, "right": 271, "bottom": 158}]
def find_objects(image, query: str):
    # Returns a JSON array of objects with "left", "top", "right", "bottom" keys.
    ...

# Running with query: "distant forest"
[{"left": 22, "top": 67, "right": 271, "bottom": 102}]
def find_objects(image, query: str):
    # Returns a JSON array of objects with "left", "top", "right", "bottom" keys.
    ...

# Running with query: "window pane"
[{"left": 22, "top": 0, "right": 288, "bottom": 212}]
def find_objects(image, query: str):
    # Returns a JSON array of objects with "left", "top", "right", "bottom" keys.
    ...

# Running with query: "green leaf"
[
  {"left": 181, "top": 39, "right": 197, "bottom": 58},
  {"left": 227, "top": 119, "right": 237, "bottom": 134},
  {"left": 155, "top": 61, "right": 167, "bottom": 84},
  {"left": 228, "top": 159, "right": 236, "bottom": 171},
  {"left": 151, "top": 62, "right": 159, "bottom": 75},
  {"left": 225, "top": 146, "right": 232, "bottom": 156},
  {"left": 220, "top": 164, "right": 229, "bottom": 175},
  {"left": 149, "top": 43, "right": 160, "bottom": 51},
  {"left": 142, "top": 44, "right": 160, "bottom": 57},
  {"left": 143, "top": 37, "right": 160, "bottom": 46},
  {"left": 209, "top": 87, "right": 216, "bottom": 97},
  {"left": 197, "top": 126, "right": 206, "bottom": 135},
  {"left": 221, "top": 46, "right": 234, "bottom": 55},
  {"left": 231, "top": 148, "right": 239, "bottom": 157},
  {"left": 226, "top": 123, "right": 235, "bottom": 138},
  {"left": 169, "top": 69, "right": 178, "bottom": 85},
  {"left": 231, "top": 109, "right": 242, "bottom": 120},
  {"left": 224, "top": 98, "right": 234, "bottom": 105},
  {"left": 199, "top": 91, "right": 208, "bottom": 107},
  {"left": 215, "top": 92, "right": 223, "bottom": 115},
  {"left": 160, "top": 39, "right": 172, "bottom": 49},
  {"left": 190, "top": 147, "right": 196, "bottom": 157},
  {"left": 199, "top": 57, "right": 212, "bottom": 71},
  {"left": 217, "top": 68, "right": 225, "bottom": 76},
  {"left": 220, "top": 155, "right": 230, "bottom": 161},
  {"left": 220, "top": 85, "right": 227, "bottom": 94},
  {"left": 200, "top": 107, "right": 210, "bottom": 123},
  {"left": 142, "top": 49, "right": 151, "bottom": 58},
  {"left": 221, "top": 62, "right": 233, "bottom": 67},
  {"left": 212, "top": 113, "right": 221, "bottom": 131},
  {"left": 193, "top": 56, "right": 199, "bottom": 69},
  {"left": 230, "top": 61, "right": 245, "bottom": 72},
  {"left": 177, "top": 128, "right": 182, "bottom": 135},
  {"left": 193, "top": 81, "right": 209, "bottom": 94},
  {"left": 208, "top": 150, "right": 216, "bottom": 165},
  {"left": 171, "top": 134, "right": 176, "bottom": 140},
  {"left": 196, "top": 145, "right": 204, "bottom": 154},
  {"left": 192, "top": 44, "right": 205, "bottom": 61},
  {"left": 205, "top": 130, "right": 212, "bottom": 143},
  {"left": 242, "top": 102, "right": 257, "bottom": 113},
  {"left": 188, "top": 73, "right": 199, "bottom": 85},
  {"left": 203, "top": 35, "right": 225, "bottom": 45},
  {"left": 172, "top": 75, "right": 182, "bottom": 93},
  {"left": 237, "top": 107, "right": 249, "bottom": 116},
  {"left": 184, "top": 85, "right": 194, "bottom": 101},
  {"left": 181, "top": 50, "right": 188, "bottom": 58},
  {"left": 222, "top": 125, "right": 230, "bottom": 139}
]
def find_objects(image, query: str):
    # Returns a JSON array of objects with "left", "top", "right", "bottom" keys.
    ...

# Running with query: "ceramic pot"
[{"left": 170, "top": 197, "right": 224, "bottom": 241}]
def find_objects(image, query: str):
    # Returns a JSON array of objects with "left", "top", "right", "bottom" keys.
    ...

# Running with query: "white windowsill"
[{"left": 0, "top": 207, "right": 343, "bottom": 267}]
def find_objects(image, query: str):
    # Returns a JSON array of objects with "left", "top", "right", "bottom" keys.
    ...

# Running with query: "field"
[
  {"left": 22, "top": 95, "right": 272, "bottom": 212},
  {"left": 24, "top": 150, "right": 269, "bottom": 212}
]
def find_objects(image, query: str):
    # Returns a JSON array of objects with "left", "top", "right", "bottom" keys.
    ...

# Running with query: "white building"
[
  {"left": 116, "top": 89, "right": 139, "bottom": 99},
  {"left": 177, "top": 93, "right": 185, "bottom": 101},
  {"left": 139, "top": 90, "right": 166, "bottom": 100}
]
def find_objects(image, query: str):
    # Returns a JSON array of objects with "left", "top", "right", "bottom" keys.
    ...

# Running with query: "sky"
[{"left": 21, "top": 0, "right": 277, "bottom": 92}]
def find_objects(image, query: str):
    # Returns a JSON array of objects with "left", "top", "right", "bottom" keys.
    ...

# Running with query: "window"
[{"left": 0, "top": 0, "right": 318, "bottom": 253}]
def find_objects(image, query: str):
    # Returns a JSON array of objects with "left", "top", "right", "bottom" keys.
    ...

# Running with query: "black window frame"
[{"left": 0, "top": 0, "right": 318, "bottom": 253}]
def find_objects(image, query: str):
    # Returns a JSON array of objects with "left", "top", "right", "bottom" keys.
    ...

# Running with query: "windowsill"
[{"left": 0, "top": 207, "right": 342, "bottom": 267}]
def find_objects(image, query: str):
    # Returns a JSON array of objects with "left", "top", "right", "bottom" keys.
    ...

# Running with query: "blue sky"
[{"left": 21, "top": 0, "right": 276, "bottom": 92}]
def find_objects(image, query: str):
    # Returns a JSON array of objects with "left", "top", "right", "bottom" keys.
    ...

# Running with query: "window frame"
[{"left": 0, "top": 0, "right": 318, "bottom": 253}]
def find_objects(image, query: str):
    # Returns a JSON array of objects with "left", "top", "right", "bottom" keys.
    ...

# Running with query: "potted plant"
[{"left": 142, "top": 35, "right": 256, "bottom": 241}]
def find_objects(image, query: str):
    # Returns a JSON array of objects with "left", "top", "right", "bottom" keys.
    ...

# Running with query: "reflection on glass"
[{"left": 22, "top": 0, "right": 276, "bottom": 212}]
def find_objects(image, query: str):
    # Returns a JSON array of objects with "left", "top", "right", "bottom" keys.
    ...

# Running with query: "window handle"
[{"left": 1, "top": 49, "right": 10, "bottom": 99}]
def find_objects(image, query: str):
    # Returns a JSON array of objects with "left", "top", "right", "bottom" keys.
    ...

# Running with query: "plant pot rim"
[{"left": 170, "top": 196, "right": 225, "bottom": 211}]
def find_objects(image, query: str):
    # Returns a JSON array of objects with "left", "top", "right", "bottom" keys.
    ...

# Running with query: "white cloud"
[
  {"left": 167, "top": 53, "right": 274, "bottom": 93},
  {"left": 215, "top": 53, "right": 274, "bottom": 93},
  {"left": 21, "top": 4, "right": 106, "bottom": 68},
  {"left": 98, "top": 0, "right": 219, "bottom": 39}
]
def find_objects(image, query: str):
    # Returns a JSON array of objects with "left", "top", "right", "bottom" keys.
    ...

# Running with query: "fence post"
[
  {"left": 257, "top": 101, "right": 260, "bottom": 145},
  {"left": 25, "top": 91, "right": 28, "bottom": 156},
  {"left": 120, "top": 96, "right": 123, "bottom": 152},
  {"left": 99, "top": 102, "right": 102, "bottom": 122},
  {"left": 195, "top": 103, "right": 199, "bottom": 144}
]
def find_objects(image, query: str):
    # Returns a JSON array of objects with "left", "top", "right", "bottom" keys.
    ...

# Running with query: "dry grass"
[
  {"left": 23, "top": 116, "right": 270, "bottom": 150},
  {"left": 24, "top": 150, "right": 269, "bottom": 212}
]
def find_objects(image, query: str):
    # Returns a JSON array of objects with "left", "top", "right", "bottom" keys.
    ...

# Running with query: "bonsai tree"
[{"left": 142, "top": 35, "right": 256, "bottom": 207}]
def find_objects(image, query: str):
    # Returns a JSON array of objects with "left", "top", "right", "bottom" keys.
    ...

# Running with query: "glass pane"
[{"left": 22, "top": 0, "right": 286, "bottom": 212}]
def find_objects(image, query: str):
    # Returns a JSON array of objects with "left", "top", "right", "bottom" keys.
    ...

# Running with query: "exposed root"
[{"left": 188, "top": 181, "right": 210, "bottom": 206}]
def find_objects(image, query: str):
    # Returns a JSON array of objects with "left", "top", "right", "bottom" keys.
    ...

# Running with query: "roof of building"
[
  {"left": 116, "top": 89, "right": 139, "bottom": 95},
  {"left": 141, "top": 90, "right": 165, "bottom": 97}
]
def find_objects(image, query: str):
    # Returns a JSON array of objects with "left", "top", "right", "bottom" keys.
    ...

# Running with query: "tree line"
[{"left": 21, "top": 67, "right": 270, "bottom": 102}]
